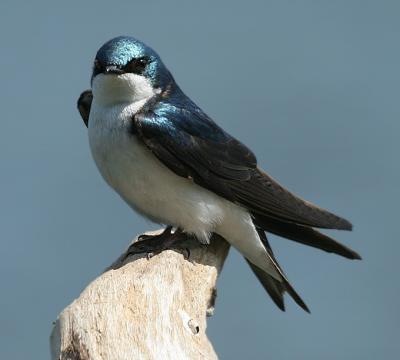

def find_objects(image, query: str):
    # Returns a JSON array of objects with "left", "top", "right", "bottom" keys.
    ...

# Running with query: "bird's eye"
[
  {"left": 124, "top": 57, "right": 149, "bottom": 74},
  {"left": 93, "top": 59, "right": 104, "bottom": 76}
]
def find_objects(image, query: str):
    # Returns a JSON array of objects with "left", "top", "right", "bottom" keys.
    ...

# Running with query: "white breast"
[
  {"left": 88, "top": 98, "right": 224, "bottom": 242},
  {"left": 87, "top": 73, "right": 282, "bottom": 280}
]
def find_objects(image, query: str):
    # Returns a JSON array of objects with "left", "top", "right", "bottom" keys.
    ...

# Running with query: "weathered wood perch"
[{"left": 50, "top": 230, "right": 230, "bottom": 360}]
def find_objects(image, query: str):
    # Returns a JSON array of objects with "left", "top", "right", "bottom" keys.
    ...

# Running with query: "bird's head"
[{"left": 91, "top": 36, "right": 172, "bottom": 105}]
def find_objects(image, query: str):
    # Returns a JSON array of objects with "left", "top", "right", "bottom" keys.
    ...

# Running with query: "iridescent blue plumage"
[
  {"left": 94, "top": 36, "right": 172, "bottom": 87},
  {"left": 96, "top": 36, "right": 149, "bottom": 66}
]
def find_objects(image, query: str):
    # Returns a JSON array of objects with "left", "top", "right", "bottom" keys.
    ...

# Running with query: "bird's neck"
[{"left": 92, "top": 73, "right": 160, "bottom": 108}]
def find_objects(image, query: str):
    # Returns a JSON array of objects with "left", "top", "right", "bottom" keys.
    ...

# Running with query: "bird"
[{"left": 78, "top": 36, "right": 361, "bottom": 312}]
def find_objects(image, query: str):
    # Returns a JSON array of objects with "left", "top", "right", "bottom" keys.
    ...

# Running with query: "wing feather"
[{"left": 134, "top": 99, "right": 352, "bottom": 231}]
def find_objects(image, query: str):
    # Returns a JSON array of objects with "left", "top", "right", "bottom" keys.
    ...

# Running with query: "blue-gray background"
[{"left": 1, "top": 1, "right": 398, "bottom": 359}]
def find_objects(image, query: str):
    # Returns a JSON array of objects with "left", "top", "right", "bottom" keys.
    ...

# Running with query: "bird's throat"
[{"left": 92, "top": 73, "right": 157, "bottom": 107}]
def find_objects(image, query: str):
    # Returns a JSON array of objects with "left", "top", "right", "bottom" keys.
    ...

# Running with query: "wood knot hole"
[{"left": 188, "top": 319, "right": 200, "bottom": 335}]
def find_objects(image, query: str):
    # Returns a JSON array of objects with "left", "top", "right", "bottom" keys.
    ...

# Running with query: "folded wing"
[{"left": 134, "top": 97, "right": 354, "bottom": 233}]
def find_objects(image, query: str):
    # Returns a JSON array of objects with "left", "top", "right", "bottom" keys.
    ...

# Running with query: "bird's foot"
[{"left": 124, "top": 226, "right": 190, "bottom": 260}]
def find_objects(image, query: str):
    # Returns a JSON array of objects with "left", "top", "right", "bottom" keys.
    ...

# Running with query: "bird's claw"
[
  {"left": 123, "top": 226, "right": 174, "bottom": 260},
  {"left": 146, "top": 252, "right": 155, "bottom": 260},
  {"left": 138, "top": 234, "right": 154, "bottom": 242}
]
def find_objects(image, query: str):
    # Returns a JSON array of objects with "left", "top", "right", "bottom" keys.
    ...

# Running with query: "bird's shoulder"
[{"left": 134, "top": 87, "right": 257, "bottom": 169}]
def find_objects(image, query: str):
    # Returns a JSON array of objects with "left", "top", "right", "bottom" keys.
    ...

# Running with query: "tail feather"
[
  {"left": 247, "top": 260, "right": 285, "bottom": 311},
  {"left": 254, "top": 215, "right": 361, "bottom": 260},
  {"left": 248, "top": 228, "right": 310, "bottom": 312},
  {"left": 247, "top": 261, "right": 310, "bottom": 312}
]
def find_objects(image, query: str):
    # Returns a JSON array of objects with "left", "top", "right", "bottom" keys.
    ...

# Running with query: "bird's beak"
[{"left": 104, "top": 65, "right": 124, "bottom": 75}]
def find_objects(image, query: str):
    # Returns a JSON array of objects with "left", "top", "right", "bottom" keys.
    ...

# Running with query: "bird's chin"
[{"left": 92, "top": 73, "right": 156, "bottom": 106}]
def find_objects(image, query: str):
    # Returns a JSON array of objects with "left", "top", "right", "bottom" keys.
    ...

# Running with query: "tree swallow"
[{"left": 78, "top": 36, "right": 361, "bottom": 312}]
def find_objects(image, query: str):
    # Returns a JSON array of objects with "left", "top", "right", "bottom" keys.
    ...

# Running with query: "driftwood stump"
[{"left": 50, "top": 230, "right": 230, "bottom": 360}]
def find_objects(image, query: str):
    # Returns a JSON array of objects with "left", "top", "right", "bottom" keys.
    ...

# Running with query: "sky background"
[{"left": 1, "top": 1, "right": 399, "bottom": 359}]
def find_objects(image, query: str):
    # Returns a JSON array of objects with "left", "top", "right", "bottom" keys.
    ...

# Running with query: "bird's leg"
[{"left": 124, "top": 226, "right": 191, "bottom": 260}]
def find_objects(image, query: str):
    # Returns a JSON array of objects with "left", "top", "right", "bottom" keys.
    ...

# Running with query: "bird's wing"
[
  {"left": 134, "top": 99, "right": 352, "bottom": 231},
  {"left": 77, "top": 90, "right": 93, "bottom": 128}
]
